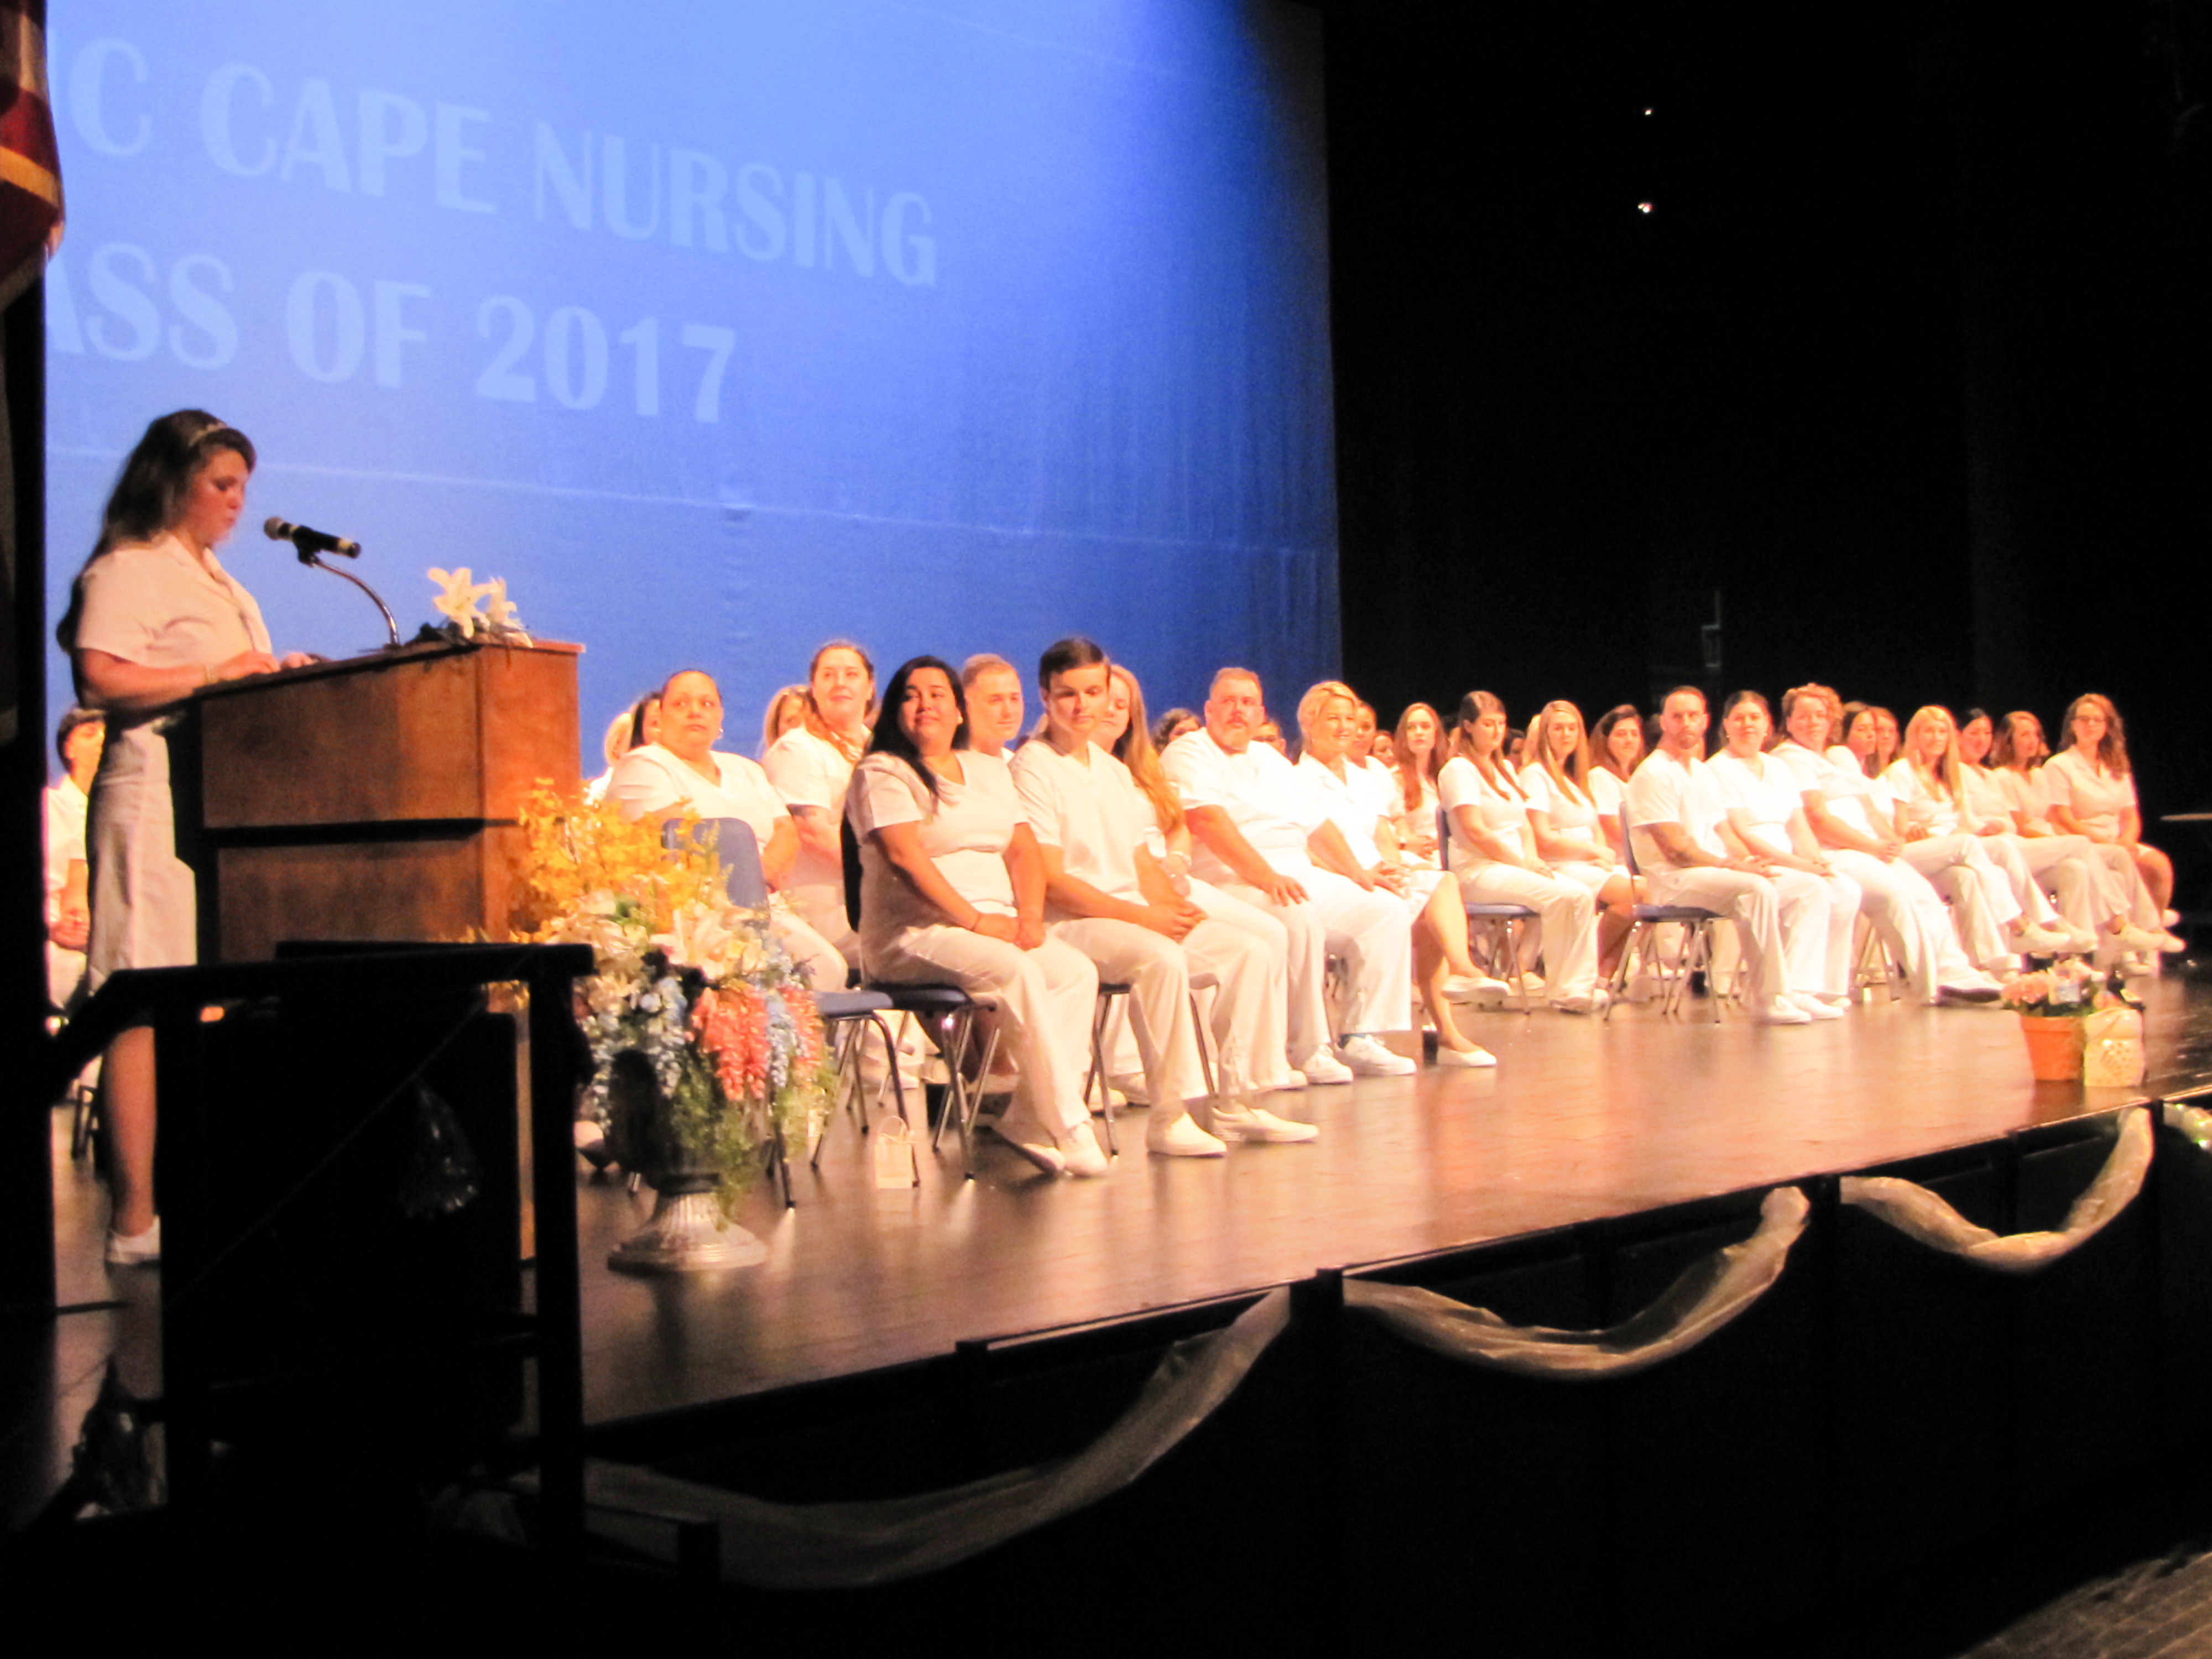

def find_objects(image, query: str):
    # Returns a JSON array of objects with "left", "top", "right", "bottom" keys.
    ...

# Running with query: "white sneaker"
[
  {"left": 1437, "top": 1045, "right": 1498, "bottom": 1068},
  {"left": 2112, "top": 923, "right": 2186, "bottom": 956},
  {"left": 988, "top": 1117, "right": 1066, "bottom": 1177},
  {"left": 1442, "top": 973, "right": 1512, "bottom": 1004},
  {"left": 1338, "top": 1035, "right": 1417, "bottom": 1076},
  {"left": 1624, "top": 970, "right": 1664, "bottom": 1004},
  {"left": 1298, "top": 1047, "right": 1355, "bottom": 1086},
  {"left": 1146, "top": 1112, "right": 1227, "bottom": 1157},
  {"left": 1512, "top": 974, "right": 1547, "bottom": 998},
  {"left": 2164, "top": 908, "right": 2182, "bottom": 928},
  {"left": 105, "top": 1218, "right": 161, "bottom": 1267},
  {"left": 1753, "top": 998, "right": 1813, "bottom": 1026},
  {"left": 1935, "top": 976, "right": 2005, "bottom": 1005},
  {"left": 1060, "top": 1120, "right": 1111, "bottom": 1177},
  {"left": 1265, "top": 1067, "right": 1310, "bottom": 1091},
  {"left": 1211, "top": 1102, "right": 1321, "bottom": 1143},
  {"left": 1787, "top": 992, "right": 1846, "bottom": 1021},
  {"left": 1550, "top": 989, "right": 1609, "bottom": 1015},
  {"left": 2012, "top": 924, "right": 2075, "bottom": 956},
  {"left": 1109, "top": 1072, "right": 1151, "bottom": 1106}
]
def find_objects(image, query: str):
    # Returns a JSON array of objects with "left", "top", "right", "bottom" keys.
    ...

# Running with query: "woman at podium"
[{"left": 56, "top": 410, "right": 315, "bottom": 1267}]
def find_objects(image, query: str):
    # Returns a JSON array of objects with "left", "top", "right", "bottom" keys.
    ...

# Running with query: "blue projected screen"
[{"left": 40, "top": 1, "right": 1338, "bottom": 770}]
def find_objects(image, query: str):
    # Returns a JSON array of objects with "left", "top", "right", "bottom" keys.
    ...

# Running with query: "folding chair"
[{"left": 1604, "top": 807, "right": 1726, "bottom": 1022}]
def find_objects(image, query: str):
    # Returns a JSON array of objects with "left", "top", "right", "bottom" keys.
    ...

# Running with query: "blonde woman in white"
[
  {"left": 1520, "top": 700, "right": 1639, "bottom": 977},
  {"left": 1704, "top": 690, "right": 1858, "bottom": 1014},
  {"left": 1881, "top": 706, "right": 2079, "bottom": 968},
  {"left": 764, "top": 641, "right": 875, "bottom": 964},
  {"left": 1297, "top": 682, "right": 1500, "bottom": 1066},
  {"left": 1437, "top": 690, "right": 1605, "bottom": 1013},
  {"left": 1769, "top": 684, "right": 2004, "bottom": 1005},
  {"left": 2043, "top": 693, "right": 2176, "bottom": 927},
  {"left": 1992, "top": 711, "right": 2176, "bottom": 964}
]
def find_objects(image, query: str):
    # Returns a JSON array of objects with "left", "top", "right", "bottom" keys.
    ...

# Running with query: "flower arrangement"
[
  {"left": 1999, "top": 959, "right": 2140, "bottom": 1018},
  {"left": 420, "top": 567, "right": 532, "bottom": 645},
  {"left": 513, "top": 782, "right": 833, "bottom": 1222}
]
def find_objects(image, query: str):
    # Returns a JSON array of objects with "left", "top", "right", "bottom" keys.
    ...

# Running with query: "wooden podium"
[{"left": 185, "top": 640, "right": 582, "bottom": 962}]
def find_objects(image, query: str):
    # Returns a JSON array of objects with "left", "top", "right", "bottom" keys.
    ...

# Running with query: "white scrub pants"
[
  {"left": 1643, "top": 865, "right": 1818, "bottom": 1010},
  {"left": 2011, "top": 833, "right": 2125, "bottom": 933},
  {"left": 1212, "top": 854, "right": 1414, "bottom": 1060},
  {"left": 1184, "top": 879, "right": 1300, "bottom": 1087},
  {"left": 773, "top": 909, "right": 851, "bottom": 994},
  {"left": 1826, "top": 850, "right": 1983, "bottom": 1003},
  {"left": 1052, "top": 914, "right": 1284, "bottom": 1108},
  {"left": 785, "top": 880, "right": 861, "bottom": 969},
  {"left": 1457, "top": 860, "right": 1600, "bottom": 1001},
  {"left": 1897, "top": 833, "right": 2017, "bottom": 969},
  {"left": 863, "top": 924, "right": 1098, "bottom": 1141},
  {"left": 1799, "top": 872, "right": 1863, "bottom": 999}
]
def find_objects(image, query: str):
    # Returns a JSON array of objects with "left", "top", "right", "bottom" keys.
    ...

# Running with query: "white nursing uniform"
[
  {"left": 1438, "top": 755, "right": 1599, "bottom": 1001},
  {"left": 74, "top": 532, "right": 271, "bottom": 992},
  {"left": 1014, "top": 739, "right": 1285, "bottom": 1108},
  {"left": 45, "top": 776, "right": 89, "bottom": 1009},
  {"left": 1881, "top": 760, "right": 2057, "bottom": 963},
  {"left": 1300, "top": 752, "right": 1445, "bottom": 911},
  {"left": 2004, "top": 764, "right": 2155, "bottom": 932},
  {"left": 1164, "top": 728, "right": 1412, "bottom": 1056},
  {"left": 608, "top": 743, "right": 847, "bottom": 990},
  {"left": 2040, "top": 749, "right": 2138, "bottom": 841},
  {"left": 1707, "top": 750, "right": 1858, "bottom": 999},
  {"left": 849, "top": 750, "right": 1096, "bottom": 1141},
  {"left": 763, "top": 726, "right": 865, "bottom": 962},
  {"left": 1959, "top": 761, "right": 2124, "bottom": 938},
  {"left": 1623, "top": 749, "right": 1808, "bottom": 1010},
  {"left": 1770, "top": 742, "right": 1986, "bottom": 1004},
  {"left": 1517, "top": 763, "right": 1616, "bottom": 895},
  {"left": 1390, "top": 770, "right": 1442, "bottom": 868}
]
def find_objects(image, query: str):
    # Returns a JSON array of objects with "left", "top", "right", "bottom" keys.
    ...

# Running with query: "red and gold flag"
[{"left": 0, "top": 0, "right": 60, "bottom": 305}]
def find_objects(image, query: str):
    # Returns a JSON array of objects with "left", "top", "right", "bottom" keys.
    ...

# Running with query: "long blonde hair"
[
  {"left": 1109, "top": 664, "right": 1183, "bottom": 835},
  {"left": 1901, "top": 705, "right": 1963, "bottom": 801},
  {"left": 1526, "top": 700, "right": 1593, "bottom": 804}
]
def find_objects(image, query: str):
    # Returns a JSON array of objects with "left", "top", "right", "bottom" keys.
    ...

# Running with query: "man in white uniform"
[
  {"left": 1012, "top": 640, "right": 1315, "bottom": 1149},
  {"left": 962, "top": 655, "right": 1026, "bottom": 761},
  {"left": 1164, "top": 668, "right": 1417, "bottom": 1079},
  {"left": 1624, "top": 687, "right": 1825, "bottom": 1025}
]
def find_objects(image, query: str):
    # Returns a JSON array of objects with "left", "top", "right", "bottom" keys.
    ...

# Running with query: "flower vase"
[
  {"left": 2018, "top": 1014, "right": 2084, "bottom": 1083},
  {"left": 605, "top": 1061, "right": 767, "bottom": 1274}
]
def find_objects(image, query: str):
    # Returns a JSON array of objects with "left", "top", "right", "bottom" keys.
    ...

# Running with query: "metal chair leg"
[{"left": 1083, "top": 989, "right": 1124, "bottom": 1157}]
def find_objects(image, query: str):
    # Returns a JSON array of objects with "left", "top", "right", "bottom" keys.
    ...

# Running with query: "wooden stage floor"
[
  {"left": 569, "top": 973, "right": 2212, "bottom": 1427},
  {"left": 16, "top": 972, "right": 2212, "bottom": 1522}
]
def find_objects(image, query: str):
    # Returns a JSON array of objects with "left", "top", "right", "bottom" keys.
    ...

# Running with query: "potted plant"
[
  {"left": 1999, "top": 960, "right": 2139, "bottom": 1083},
  {"left": 512, "top": 785, "right": 833, "bottom": 1271}
]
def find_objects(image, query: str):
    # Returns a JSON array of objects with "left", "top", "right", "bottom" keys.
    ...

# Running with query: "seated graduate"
[
  {"left": 585, "top": 692, "right": 658, "bottom": 805},
  {"left": 1769, "top": 684, "right": 2003, "bottom": 1005},
  {"left": 1387, "top": 701, "right": 1448, "bottom": 866},
  {"left": 609, "top": 669, "right": 848, "bottom": 990},
  {"left": 1587, "top": 703, "right": 1646, "bottom": 858},
  {"left": 1959, "top": 705, "right": 2164, "bottom": 969},
  {"left": 764, "top": 640, "right": 875, "bottom": 965},
  {"left": 961, "top": 653, "right": 1026, "bottom": 762},
  {"left": 2042, "top": 692, "right": 2178, "bottom": 937},
  {"left": 1164, "top": 666, "right": 1417, "bottom": 1081},
  {"left": 848, "top": 656, "right": 1108, "bottom": 1178},
  {"left": 759, "top": 683, "right": 808, "bottom": 756},
  {"left": 1295, "top": 681, "right": 1501, "bottom": 1067},
  {"left": 1991, "top": 709, "right": 2177, "bottom": 970},
  {"left": 1704, "top": 690, "right": 1860, "bottom": 1015},
  {"left": 1622, "top": 686, "right": 1822, "bottom": 1025},
  {"left": 1520, "top": 699, "right": 1640, "bottom": 978},
  {"left": 1012, "top": 638, "right": 1314, "bottom": 1147},
  {"left": 1436, "top": 690, "right": 1607, "bottom": 1013},
  {"left": 1881, "top": 705, "right": 2082, "bottom": 968},
  {"left": 1097, "top": 662, "right": 1311, "bottom": 1096}
]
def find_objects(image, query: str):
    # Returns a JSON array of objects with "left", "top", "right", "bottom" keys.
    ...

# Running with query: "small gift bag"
[{"left": 2081, "top": 1003, "right": 2146, "bottom": 1087}]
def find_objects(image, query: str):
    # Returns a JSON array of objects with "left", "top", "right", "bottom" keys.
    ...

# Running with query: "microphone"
[{"left": 264, "top": 516, "right": 362, "bottom": 559}]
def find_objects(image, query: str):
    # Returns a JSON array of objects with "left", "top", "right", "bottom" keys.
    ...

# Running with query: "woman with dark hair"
[
  {"left": 764, "top": 640, "right": 876, "bottom": 963},
  {"left": 61, "top": 410, "right": 316, "bottom": 1265},
  {"left": 848, "top": 656, "right": 1107, "bottom": 1177},
  {"left": 1588, "top": 703, "right": 1645, "bottom": 857},
  {"left": 1150, "top": 706, "right": 1200, "bottom": 749},
  {"left": 2043, "top": 693, "right": 2177, "bottom": 928}
]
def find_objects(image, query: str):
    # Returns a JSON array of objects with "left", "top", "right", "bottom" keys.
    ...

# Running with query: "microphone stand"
[{"left": 302, "top": 548, "right": 401, "bottom": 646}]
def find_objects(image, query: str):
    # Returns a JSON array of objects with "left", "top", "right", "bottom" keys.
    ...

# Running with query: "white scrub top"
[
  {"left": 1624, "top": 750, "right": 1730, "bottom": 868},
  {"left": 1518, "top": 761, "right": 1605, "bottom": 856},
  {"left": 1010, "top": 738, "right": 1148, "bottom": 916},
  {"left": 1880, "top": 760, "right": 1967, "bottom": 837},
  {"left": 609, "top": 744, "right": 789, "bottom": 854},
  {"left": 1438, "top": 755, "right": 1531, "bottom": 875},
  {"left": 1706, "top": 750, "right": 1800, "bottom": 858},
  {"left": 764, "top": 724, "right": 864, "bottom": 898},
  {"left": 2041, "top": 749, "right": 2138, "bottom": 839},
  {"left": 849, "top": 749, "right": 1022, "bottom": 940},
  {"left": 1298, "top": 753, "right": 1386, "bottom": 869},
  {"left": 1161, "top": 728, "right": 1327, "bottom": 882}
]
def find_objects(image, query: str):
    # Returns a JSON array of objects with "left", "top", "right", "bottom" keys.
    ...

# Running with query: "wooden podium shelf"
[{"left": 187, "top": 640, "right": 581, "bottom": 962}]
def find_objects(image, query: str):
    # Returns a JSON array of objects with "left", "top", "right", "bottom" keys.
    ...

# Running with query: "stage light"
[{"left": 1637, "top": 201, "right": 1655, "bottom": 213}]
